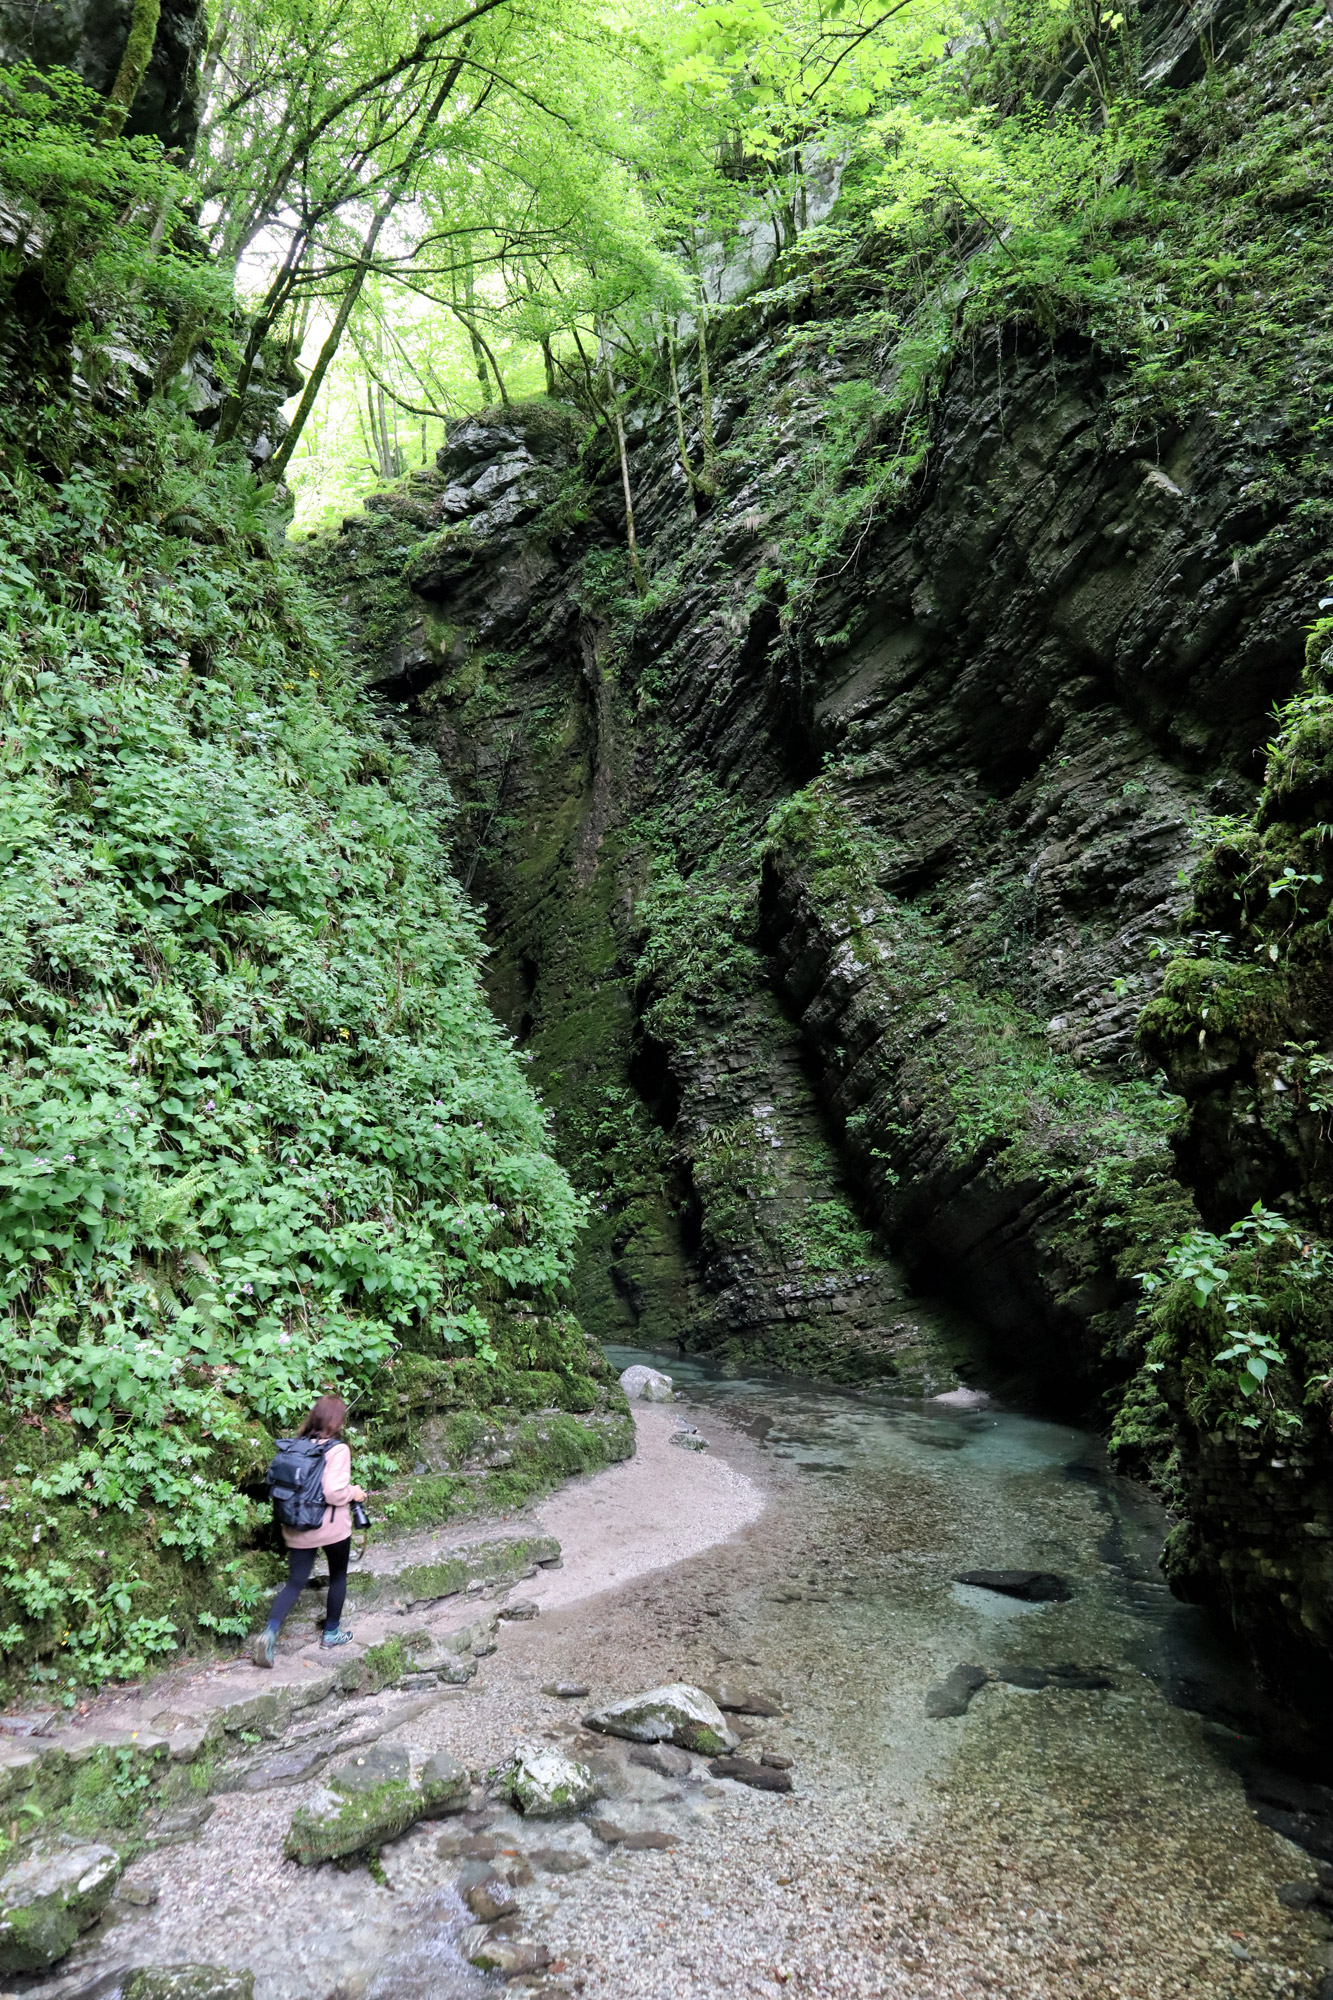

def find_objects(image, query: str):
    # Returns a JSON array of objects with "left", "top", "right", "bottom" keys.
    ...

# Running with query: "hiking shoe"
[
  {"left": 320, "top": 1628, "right": 353, "bottom": 1649},
  {"left": 251, "top": 1628, "right": 277, "bottom": 1669}
]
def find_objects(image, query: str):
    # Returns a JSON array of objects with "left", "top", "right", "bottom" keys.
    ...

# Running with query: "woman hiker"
[{"left": 253, "top": 1392, "right": 366, "bottom": 1666}]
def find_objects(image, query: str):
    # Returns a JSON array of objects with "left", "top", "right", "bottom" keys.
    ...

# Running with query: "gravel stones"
[
  {"left": 583, "top": 1684, "right": 738, "bottom": 1755},
  {"left": 505, "top": 1744, "right": 598, "bottom": 1816},
  {"left": 618, "top": 1365, "right": 675, "bottom": 1402},
  {"left": 954, "top": 1569, "right": 1072, "bottom": 1602},
  {"left": 0, "top": 1838, "right": 121, "bottom": 1972},
  {"left": 925, "top": 1664, "right": 989, "bottom": 1719}
]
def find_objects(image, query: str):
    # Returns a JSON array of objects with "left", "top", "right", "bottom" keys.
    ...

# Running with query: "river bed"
[{"left": 40, "top": 1348, "right": 1330, "bottom": 2000}]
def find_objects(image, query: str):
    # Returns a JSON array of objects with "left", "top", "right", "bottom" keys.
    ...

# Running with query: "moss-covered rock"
[
  {"left": 0, "top": 1838, "right": 120, "bottom": 1973},
  {"left": 283, "top": 1742, "right": 468, "bottom": 1863},
  {"left": 505, "top": 1744, "right": 597, "bottom": 1816}
]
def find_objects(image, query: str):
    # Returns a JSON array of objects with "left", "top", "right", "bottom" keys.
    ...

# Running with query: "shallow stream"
[{"left": 46, "top": 1346, "right": 1330, "bottom": 2000}]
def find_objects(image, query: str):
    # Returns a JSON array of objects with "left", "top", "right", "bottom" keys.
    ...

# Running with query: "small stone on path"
[
  {"left": 542, "top": 1681, "right": 590, "bottom": 1699},
  {"left": 669, "top": 1427, "right": 708, "bottom": 1452},
  {"left": 498, "top": 1600, "right": 539, "bottom": 1621}
]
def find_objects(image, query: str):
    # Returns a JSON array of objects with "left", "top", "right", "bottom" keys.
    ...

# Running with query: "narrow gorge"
[{"left": 1, "top": 0, "right": 1332, "bottom": 1989}]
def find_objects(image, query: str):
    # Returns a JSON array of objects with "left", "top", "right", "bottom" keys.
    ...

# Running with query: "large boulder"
[
  {"left": 583, "top": 1685, "right": 738, "bottom": 1756},
  {"left": 618, "top": 1365, "right": 674, "bottom": 1402},
  {"left": 505, "top": 1745, "right": 598, "bottom": 1817},
  {"left": 284, "top": 1744, "right": 465, "bottom": 1865},
  {"left": 0, "top": 1838, "right": 120, "bottom": 1972}
]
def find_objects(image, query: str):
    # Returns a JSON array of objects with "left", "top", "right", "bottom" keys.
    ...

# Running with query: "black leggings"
[{"left": 267, "top": 1537, "right": 351, "bottom": 1633}]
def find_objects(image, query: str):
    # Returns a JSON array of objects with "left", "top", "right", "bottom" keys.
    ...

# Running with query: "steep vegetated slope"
[
  {"left": 317, "top": 0, "right": 1333, "bottom": 1741},
  {"left": 0, "top": 69, "right": 625, "bottom": 1701}
]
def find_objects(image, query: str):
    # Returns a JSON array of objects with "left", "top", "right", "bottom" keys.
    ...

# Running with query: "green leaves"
[{"left": 0, "top": 360, "right": 586, "bottom": 1688}]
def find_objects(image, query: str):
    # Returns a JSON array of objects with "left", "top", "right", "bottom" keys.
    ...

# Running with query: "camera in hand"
[{"left": 350, "top": 1499, "right": 371, "bottom": 1531}]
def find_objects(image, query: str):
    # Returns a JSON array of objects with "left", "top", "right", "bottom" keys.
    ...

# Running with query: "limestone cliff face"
[
  {"left": 0, "top": 0, "right": 206, "bottom": 151},
  {"left": 313, "top": 3, "right": 1333, "bottom": 1739}
]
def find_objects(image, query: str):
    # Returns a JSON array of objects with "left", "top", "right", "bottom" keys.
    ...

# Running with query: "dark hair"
[{"left": 299, "top": 1394, "right": 347, "bottom": 1439}]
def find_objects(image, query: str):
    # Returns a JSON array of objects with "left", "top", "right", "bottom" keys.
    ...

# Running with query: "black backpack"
[{"left": 265, "top": 1436, "right": 333, "bottom": 1531}]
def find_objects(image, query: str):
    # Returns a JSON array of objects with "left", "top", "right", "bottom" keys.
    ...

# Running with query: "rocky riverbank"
[{"left": 8, "top": 1368, "right": 1333, "bottom": 2000}]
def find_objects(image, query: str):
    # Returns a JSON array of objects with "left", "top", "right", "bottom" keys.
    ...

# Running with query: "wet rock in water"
[
  {"left": 459, "top": 1929, "right": 550, "bottom": 1978},
  {"left": 702, "top": 1683, "right": 784, "bottom": 1717},
  {"left": 620, "top": 1829, "right": 677, "bottom": 1849},
  {"left": 419, "top": 1752, "right": 470, "bottom": 1814},
  {"left": 954, "top": 1569, "right": 1072, "bottom": 1602},
  {"left": 618, "top": 1365, "right": 674, "bottom": 1401},
  {"left": 497, "top": 1600, "right": 539, "bottom": 1621},
  {"left": 1276, "top": 1881, "right": 1320, "bottom": 1908},
  {"left": 584, "top": 1684, "right": 738, "bottom": 1755},
  {"left": 928, "top": 1387, "right": 992, "bottom": 1410},
  {"left": 63, "top": 1969, "right": 257, "bottom": 2000},
  {"left": 505, "top": 1743, "right": 598, "bottom": 1816},
  {"left": 669, "top": 1427, "right": 708, "bottom": 1452},
  {"left": 760, "top": 1753, "right": 793, "bottom": 1771},
  {"left": 0, "top": 1838, "right": 121, "bottom": 1972},
  {"left": 707, "top": 1756, "right": 794, "bottom": 1793},
  {"left": 925, "top": 1664, "right": 989, "bottom": 1719},
  {"left": 542, "top": 1681, "right": 590, "bottom": 1699},
  {"left": 995, "top": 1662, "right": 1113, "bottom": 1691},
  {"left": 123, "top": 1972, "right": 256, "bottom": 2000},
  {"left": 284, "top": 1745, "right": 453, "bottom": 1863},
  {"left": 528, "top": 1846, "right": 590, "bottom": 1873},
  {"left": 629, "top": 1744, "right": 694, "bottom": 1779},
  {"left": 458, "top": 1865, "right": 520, "bottom": 1922}
]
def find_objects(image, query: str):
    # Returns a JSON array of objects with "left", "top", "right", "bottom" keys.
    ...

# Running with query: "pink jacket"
[{"left": 282, "top": 1440, "right": 355, "bottom": 1549}]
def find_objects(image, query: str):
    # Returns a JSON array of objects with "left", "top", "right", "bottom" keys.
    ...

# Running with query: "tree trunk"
[
  {"left": 604, "top": 347, "right": 644, "bottom": 596},
  {"left": 666, "top": 326, "right": 698, "bottom": 498},
  {"left": 97, "top": 0, "right": 161, "bottom": 141},
  {"left": 264, "top": 201, "right": 392, "bottom": 484},
  {"left": 696, "top": 305, "right": 718, "bottom": 498},
  {"left": 463, "top": 262, "right": 492, "bottom": 399}
]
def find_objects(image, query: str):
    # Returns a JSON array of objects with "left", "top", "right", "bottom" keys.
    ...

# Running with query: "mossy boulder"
[
  {"left": 283, "top": 1744, "right": 466, "bottom": 1864},
  {"left": 0, "top": 1837, "right": 120, "bottom": 1972},
  {"left": 505, "top": 1745, "right": 598, "bottom": 1817},
  {"left": 123, "top": 1970, "right": 255, "bottom": 2000},
  {"left": 583, "top": 1684, "right": 738, "bottom": 1756}
]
